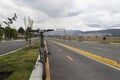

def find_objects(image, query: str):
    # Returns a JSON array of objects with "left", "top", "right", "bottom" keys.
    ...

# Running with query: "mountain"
[
  {"left": 46, "top": 29, "right": 120, "bottom": 37},
  {"left": 84, "top": 29, "right": 120, "bottom": 37},
  {"left": 66, "top": 30, "right": 82, "bottom": 36},
  {"left": 46, "top": 30, "right": 82, "bottom": 36}
]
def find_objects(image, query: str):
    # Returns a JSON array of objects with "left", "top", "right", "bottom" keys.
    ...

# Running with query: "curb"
[
  {"left": 29, "top": 40, "right": 51, "bottom": 80},
  {"left": 29, "top": 55, "right": 43, "bottom": 80}
]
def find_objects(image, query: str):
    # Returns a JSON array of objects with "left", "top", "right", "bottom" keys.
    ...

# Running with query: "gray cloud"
[
  {"left": 1, "top": 0, "right": 120, "bottom": 31},
  {"left": 14, "top": 0, "right": 70, "bottom": 17}
]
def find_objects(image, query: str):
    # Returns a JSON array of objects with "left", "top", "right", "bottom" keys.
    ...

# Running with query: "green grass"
[{"left": 0, "top": 42, "right": 39, "bottom": 80}]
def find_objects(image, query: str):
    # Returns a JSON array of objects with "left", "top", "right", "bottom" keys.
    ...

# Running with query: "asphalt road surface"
[
  {"left": 49, "top": 38, "right": 120, "bottom": 63},
  {"left": 0, "top": 38, "right": 39, "bottom": 55},
  {"left": 48, "top": 38, "right": 120, "bottom": 80}
]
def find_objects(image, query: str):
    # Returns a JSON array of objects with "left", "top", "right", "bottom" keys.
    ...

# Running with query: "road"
[
  {"left": 49, "top": 38, "right": 120, "bottom": 63},
  {"left": 48, "top": 38, "right": 120, "bottom": 80},
  {"left": 0, "top": 38, "right": 39, "bottom": 55}
]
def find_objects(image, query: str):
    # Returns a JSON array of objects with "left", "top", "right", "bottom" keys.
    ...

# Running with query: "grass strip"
[{"left": 0, "top": 42, "right": 39, "bottom": 80}]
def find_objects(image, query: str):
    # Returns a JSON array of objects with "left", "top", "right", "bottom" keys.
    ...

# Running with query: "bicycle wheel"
[
  {"left": 42, "top": 48, "right": 47, "bottom": 80},
  {"left": 42, "top": 62, "right": 46, "bottom": 80},
  {"left": 40, "top": 46, "right": 44, "bottom": 63}
]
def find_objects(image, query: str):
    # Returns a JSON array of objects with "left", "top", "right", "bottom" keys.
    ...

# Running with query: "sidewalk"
[{"left": 29, "top": 55, "right": 43, "bottom": 80}]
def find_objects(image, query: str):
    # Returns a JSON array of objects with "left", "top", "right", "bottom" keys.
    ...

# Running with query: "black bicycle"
[{"left": 39, "top": 29, "right": 53, "bottom": 80}]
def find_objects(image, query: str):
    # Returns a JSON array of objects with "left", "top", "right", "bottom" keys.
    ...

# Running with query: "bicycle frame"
[{"left": 39, "top": 29, "right": 54, "bottom": 80}]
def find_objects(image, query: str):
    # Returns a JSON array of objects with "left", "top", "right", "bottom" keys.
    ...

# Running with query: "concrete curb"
[
  {"left": 29, "top": 40, "right": 51, "bottom": 80},
  {"left": 29, "top": 55, "right": 43, "bottom": 80}
]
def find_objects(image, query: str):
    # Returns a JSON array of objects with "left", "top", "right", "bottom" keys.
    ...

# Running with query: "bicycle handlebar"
[{"left": 30, "top": 29, "right": 54, "bottom": 33}]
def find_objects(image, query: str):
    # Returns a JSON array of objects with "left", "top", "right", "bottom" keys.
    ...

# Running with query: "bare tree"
[{"left": 24, "top": 16, "right": 33, "bottom": 44}]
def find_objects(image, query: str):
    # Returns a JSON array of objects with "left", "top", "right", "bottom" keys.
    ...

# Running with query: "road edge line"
[{"left": 45, "top": 41, "right": 51, "bottom": 80}]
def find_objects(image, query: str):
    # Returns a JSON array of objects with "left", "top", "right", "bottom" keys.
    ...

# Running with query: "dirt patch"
[{"left": 0, "top": 71, "right": 13, "bottom": 80}]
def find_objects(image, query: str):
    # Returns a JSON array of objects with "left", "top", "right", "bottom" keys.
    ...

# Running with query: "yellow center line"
[
  {"left": 50, "top": 40, "right": 120, "bottom": 69},
  {"left": 66, "top": 55, "right": 73, "bottom": 61}
]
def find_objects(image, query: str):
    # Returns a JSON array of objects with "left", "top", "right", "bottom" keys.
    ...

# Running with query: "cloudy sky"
[{"left": 0, "top": 0, "right": 120, "bottom": 31}]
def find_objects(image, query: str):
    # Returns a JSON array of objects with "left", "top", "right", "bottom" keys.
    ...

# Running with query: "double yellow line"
[{"left": 51, "top": 40, "right": 120, "bottom": 69}]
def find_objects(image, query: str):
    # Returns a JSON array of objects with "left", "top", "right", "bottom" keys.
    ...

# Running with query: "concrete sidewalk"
[{"left": 29, "top": 55, "right": 43, "bottom": 80}]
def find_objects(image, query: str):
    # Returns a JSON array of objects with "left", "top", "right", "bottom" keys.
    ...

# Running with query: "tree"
[
  {"left": 5, "top": 27, "right": 12, "bottom": 40},
  {"left": 3, "top": 13, "right": 17, "bottom": 27},
  {"left": 18, "top": 27, "right": 25, "bottom": 35},
  {"left": 0, "top": 24, "right": 4, "bottom": 42},
  {"left": 24, "top": 16, "right": 33, "bottom": 44},
  {"left": 12, "top": 29, "right": 18, "bottom": 39},
  {"left": 25, "top": 27, "right": 31, "bottom": 41},
  {"left": 3, "top": 13, "right": 18, "bottom": 40},
  {"left": 5, "top": 27, "right": 18, "bottom": 40}
]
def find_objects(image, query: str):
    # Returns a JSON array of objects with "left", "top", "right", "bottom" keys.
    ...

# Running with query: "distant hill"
[
  {"left": 46, "top": 29, "right": 120, "bottom": 37},
  {"left": 66, "top": 30, "right": 82, "bottom": 36},
  {"left": 46, "top": 30, "right": 82, "bottom": 36},
  {"left": 84, "top": 29, "right": 120, "bottom": 37}
]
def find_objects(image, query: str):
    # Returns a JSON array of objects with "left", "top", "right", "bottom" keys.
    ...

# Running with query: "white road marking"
[
  {"left": 58, "top": 49, "right": 62, "bottom": 51},
  {"left": 75, "top": 44, "right": 80, "bottom": 46},
  {"left": 76, "top": 62, "right": 78, "bottom": 64},
  {"left": 66, "top": 55, "right": 73, "bottom": 61},
  {"left": 93, "top": 47, "right": 110, "bottom": 52}
]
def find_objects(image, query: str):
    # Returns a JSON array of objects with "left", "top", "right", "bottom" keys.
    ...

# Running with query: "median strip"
[
  {"left": 51, "top": 40, "right": 120, "bottom": 70},
  {"left": 0, "top": 42, "right": 39, "bottom": 80}
]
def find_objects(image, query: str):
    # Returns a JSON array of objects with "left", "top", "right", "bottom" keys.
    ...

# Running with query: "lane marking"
[
  {"left": 46, "top": 56, "right": 50, "bottom": 80},
  {"left": 50, "top": 40, "right": 120, "bottom": 71},
  {"left": 75, "top": 44, "right": 80, "bottom": 46},
  {"left": 45, "top": 41, "right": 51, "bottom": 80},
  {"left": 58, "top": 49, "right": 62, "bottom": 51},
  {"left": 93, "top": 47, "right": 110, "bottom": 52},
  {"left": 66, "top": 55, "right": 73, "bottom": 61},
  {"left": 76, "top": 62, "right": 78, "bottom": 64}
]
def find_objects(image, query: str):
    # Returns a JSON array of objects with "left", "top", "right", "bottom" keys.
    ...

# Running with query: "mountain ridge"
[{"left": 47, "top": 29, "right": 120, "bottom": 37}]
